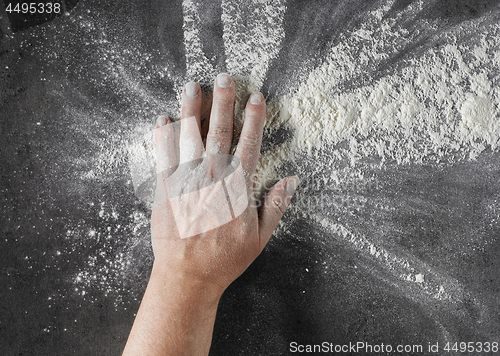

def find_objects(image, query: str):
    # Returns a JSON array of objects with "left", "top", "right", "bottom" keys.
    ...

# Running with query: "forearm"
[{"left": 122, "top": 262, "right": 222, "bottom": 356}]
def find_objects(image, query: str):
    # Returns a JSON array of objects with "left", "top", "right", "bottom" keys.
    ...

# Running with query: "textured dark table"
[{"left": 1, "top": 0, "right": 500, "bottom": 355}]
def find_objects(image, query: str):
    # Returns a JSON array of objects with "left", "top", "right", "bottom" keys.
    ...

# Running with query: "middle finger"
[{"left": 206, "top": 73, "right": 235, "bottom": 156}]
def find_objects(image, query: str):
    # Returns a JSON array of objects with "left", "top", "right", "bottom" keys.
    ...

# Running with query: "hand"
[
  {"left": 123, "top": 73, "right": 299, "bottom": 356},
  {"left": 151, "top": 73, "right": 299, "bottom": 294}
]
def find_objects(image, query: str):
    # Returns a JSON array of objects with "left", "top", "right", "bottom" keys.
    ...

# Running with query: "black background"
[{"left": 1, "top": 0, "right": 500, "bottom": 355}]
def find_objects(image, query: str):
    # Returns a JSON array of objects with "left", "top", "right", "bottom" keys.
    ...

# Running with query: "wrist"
[
  {"left": 123, "top": 260, "right": 223, "bottom": 356},
  {"left": 150, "top": 260, "right": 224, "bottom": 306}
]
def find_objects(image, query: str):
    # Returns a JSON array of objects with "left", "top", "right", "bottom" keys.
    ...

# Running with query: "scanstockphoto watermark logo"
[
  {"left": 154, "top": 153, "right": 249, "bottom": 239},
  {"left": 128, "top": 119, "right": 249, "bottom": 239},
  {"left": 289, "top": 341, "right": 425, "bottom": 354},
  {"left": 289, "top": 341, "right": 500, "bottom": 354}
]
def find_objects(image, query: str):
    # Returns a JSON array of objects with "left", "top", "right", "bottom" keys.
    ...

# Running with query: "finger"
[
  {"left": 155, "top": 116, "right": 177, "bottom": 175},
  {"left": 181, "top": 81, "right": 202, "bottom": 133},
  {"left": 258, "top": 176, "right": 299, "bottom": 252},
  {"left": 234, "top": 92, "right": 266, "bottom": 181},
  {"left": 206, "top": 73, "right": 235, "bottom": 156},
  {"left": 179, "top": 115, "right": 204, "bottom": 164}
]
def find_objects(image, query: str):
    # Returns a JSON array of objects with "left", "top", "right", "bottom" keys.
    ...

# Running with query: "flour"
[
  {"left": 182, "top": 0, "right": 217, "bottom": 81},
  {"left": 221, "top": 0, "right": 286, "bottom": 92},
  {"left": 268, "top": 25, "right": 500, "bottom": 165}
]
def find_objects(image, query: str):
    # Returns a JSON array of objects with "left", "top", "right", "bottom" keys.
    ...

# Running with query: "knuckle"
[
  {"left": 213, "top": 95, "right": 234, "bottom": 107},
  {"left": 238, "top": 133, "right": 262, "bottom": 147},
  {"left": 272, "top": 196, "right": 287, "bottom": 215},
  {"left": 209, "top": 126, "right": 232, "bottom": 137}
]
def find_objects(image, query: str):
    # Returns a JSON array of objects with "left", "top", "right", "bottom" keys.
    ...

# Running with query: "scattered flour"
[
  {"left": 30, "top": 0, "right": 499, "bottom": 324},
  {"left": 221, "top": 0, "right": 286, "bottom": 92},
  {"left": 182, "top": 0, "right": 218, "bottom": 81}
]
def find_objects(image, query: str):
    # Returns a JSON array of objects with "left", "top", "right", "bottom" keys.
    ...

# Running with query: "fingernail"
[
  {"left": 286, "top": 176, "right": 300, "bottom": 197},
  {"left": 216, "top": 73, "right": 232, "bottom": 88},
  {"left": 157, "top": 116, "right": 167, "bottom": 127},
  {"left": 185, "top": 81, "right": 198, "bottom": 97},
  {"left": 249, "top": 92, "right": 263, "bottom": 105},
  {"left": 250, "top": 93, "right": 264, "bottom": 105}
]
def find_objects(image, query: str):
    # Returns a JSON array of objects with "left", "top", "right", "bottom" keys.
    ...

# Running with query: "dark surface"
[{"left": 1, "top": 0, "right": 500, "bottom": 355}]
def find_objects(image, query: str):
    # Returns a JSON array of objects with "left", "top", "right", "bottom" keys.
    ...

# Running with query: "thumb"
[{"left": 258, "top": 176, "right": 300, "bottom": 251}]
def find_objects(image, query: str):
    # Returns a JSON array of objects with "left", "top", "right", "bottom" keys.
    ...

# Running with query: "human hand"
[
  {"left": 151, "top": 73, "right": 299, "bottom": 295},
  {"left": 123, "top": 73, "right": 298, "bottom": 356}
]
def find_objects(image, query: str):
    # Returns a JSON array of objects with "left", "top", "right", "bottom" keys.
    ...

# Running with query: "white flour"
[{"left": 221, "top": 0, "right": 286, "bottom": 92}]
